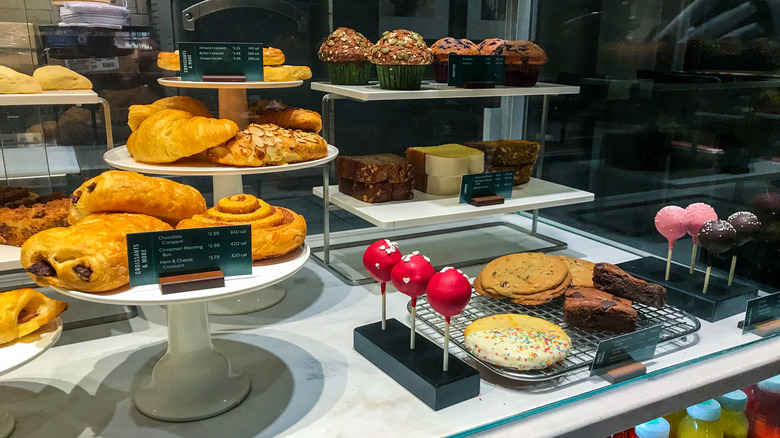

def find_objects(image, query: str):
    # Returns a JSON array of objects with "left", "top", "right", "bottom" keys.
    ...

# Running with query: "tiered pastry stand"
[
  {"left": 104, "top": 78, "right": 338, "bottom": 315},
  {"left": 0, "top": 317, "right": 63, "bottom": 437},
  {"left": 52, "top": 245, "right": 309, "bottom": 421}
]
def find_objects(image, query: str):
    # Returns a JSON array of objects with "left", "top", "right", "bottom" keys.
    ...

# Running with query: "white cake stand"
[
  {"left": 52, "top": 244, "right": 309, "bottom": 421},
  {"left": 0, "top": 317, "right": 63, "bottom": 437}
]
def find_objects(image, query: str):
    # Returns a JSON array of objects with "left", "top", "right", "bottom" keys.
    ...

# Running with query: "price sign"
[
  {"left": 459, "top": 171, "right": 514, "bottom": 204},
  {"left": 743, "top": 291, "right": 780, "bottom": 334},
  {"left": 127, "top": 225, "right": 252, "bottom": 287},
  {"left": 590, "top": 325, "right": 663, "bottom": 376},
  {"left": 448, "top": 55, "right": 505, "bottom": 87},
  {"left": 179, "top": 42, "right": 263, "bottom": 81}
]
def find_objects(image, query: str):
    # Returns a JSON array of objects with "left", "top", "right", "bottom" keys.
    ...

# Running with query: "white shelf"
[
  {"left": 313, "top": 178, "right": 594, "bottom": 229},
  {"left": 0, "top": 89, "right": 99, "bottom": 106},
  {"left": 0, "top": 245, "right": 21, "bottom": 272},
  {"left": 52, "top": 244, "right": 310, "bottom": 306},
  {"left": 158, "top": 77, "right": 303, "bottom": 89},
  {"left": 104, "top": 145, "right": 338, "bottom": 176},
  {"left": 310, "top": 81, "right": 580, "bottom": 101}
]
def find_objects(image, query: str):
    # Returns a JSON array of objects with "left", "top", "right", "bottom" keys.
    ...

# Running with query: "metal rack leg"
[
  {"left": 323, "top": 162, "right": 331, "bottom": 265},
  {"left": 531, "top": 94, "right": 550, "bottom": 235},
  {"left": 99, "top": 97, "right": 114, "bottom": 150}
]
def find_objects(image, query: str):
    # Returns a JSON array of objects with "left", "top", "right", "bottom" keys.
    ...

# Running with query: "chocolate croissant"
[
  {"left": 69, "top": 170, "right": 207, "bottom": 226},
  {"left": 128, "top": 96, "right": 213, "bottom": 132},
  {"left": 205, "top": 123, "right": 327, "bottom": 167},
  {"left": 22, "top": 213, "right": 172, "bottom": 292},
  {"left": 0, "top": 288, "right": 67, "bottom": 344},
  {"left": 249, "top": 99, "right": 322, "bottom": 133},
  {"left": 177, "top": 194, "right": 306, "bottom": 260}
]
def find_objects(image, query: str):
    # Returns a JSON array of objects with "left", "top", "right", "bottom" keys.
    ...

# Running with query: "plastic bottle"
[
  {"left": 635, "top": 418, "right": 671, "bottom": 438},
  {"left": 746, "top": 375, "right": 780, "bottom": 438},
  {"left": 665, "top": 409, "right": 688, "bottom": 437},
  {"left": 715, "top": 390, "right": 748, "bottom": 438},
  {"left": 678, "top": 399, "right": 723, "bottom": 438}
]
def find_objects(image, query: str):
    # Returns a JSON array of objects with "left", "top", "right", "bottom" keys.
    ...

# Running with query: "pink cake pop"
[
  {"left": 390, "top": 251, "right": 435, "bottom": 349},
  {"left": 685, "top": 203, "right": 718, "bottom": 273},
  {"left": 427, "top": 267, "right": 473, "bottom": 371},
  {"left": 363, "top": 239, "right": 402, "bottom": 330},
  {"left": 655, "top": 206, "right": 689, "bottom": 280}
]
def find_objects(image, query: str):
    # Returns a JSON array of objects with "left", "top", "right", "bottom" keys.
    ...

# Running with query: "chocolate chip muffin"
[
  {"left": 318, "top": 27, "right": 373, "bottom": 85},
  {"left": 499, "top": 40, "right": 548, "bottom": 86},
  {"left": 369, "top": 29, "right": 433, "bottom": 90},
  {"left": 430, "top": 37, "right": 479, "bottom": 83}
]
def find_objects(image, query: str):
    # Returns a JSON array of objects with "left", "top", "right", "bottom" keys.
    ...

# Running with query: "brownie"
[
  {"left": 485, "top": 164, "right": 534, "bottom": 185},
  {"left": 563, "top": 287, "right": 637, "bottom": 333},
  {"left": 592, "top": 263, "right": 667, "bottom": 308},
  {"left": 335, "top": 154, "right": 412, "bottom": 184},
  {"left": 464, "top": 140, "right": 539, "bottom": 166},
  {"left": 338, "top": 177, "right": 413, "bottom": 203}
]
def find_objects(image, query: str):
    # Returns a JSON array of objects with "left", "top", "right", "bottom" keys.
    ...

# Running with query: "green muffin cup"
[
  {"left": 375, "top": 64, "right": 426, "bottom": 90},
  {"left": 327, "top": 61, "right": 372, "bottom": 85}
]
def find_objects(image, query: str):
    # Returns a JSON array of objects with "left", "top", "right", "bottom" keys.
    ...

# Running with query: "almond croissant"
[{"left": 205, "top": 123, "right": 327, "bottom": 167}]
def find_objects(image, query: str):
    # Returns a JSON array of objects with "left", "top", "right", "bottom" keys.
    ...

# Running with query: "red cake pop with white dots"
[
  {"left": 390, "top": 251, "right": 435, "bottom": 306},
  {"left": 363, "top": 239, "right": 402, "bottom": 283},
  {"left": 427, "top": 267, "right": 473, "bottom": 322}
]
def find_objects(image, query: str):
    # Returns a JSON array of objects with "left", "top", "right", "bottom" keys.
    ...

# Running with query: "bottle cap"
[
  {"left": 635, "top": 417, "right": 670, "bottom": 438},
  {"left": 716, "top": 390, "right": 747, "bottom": 412},
  {"left": 757, "top": 375, "right": 780, "bottom": 394},
  {"left": 686, "top": 399, "right": 721, "bottom": 422}
]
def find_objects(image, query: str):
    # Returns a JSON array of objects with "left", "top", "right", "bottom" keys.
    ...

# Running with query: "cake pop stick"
[
  {"left": 426, "top": 267, "right": 473, "bottom": 371},
  {"left": 686, "top": 203, "right": 718, "bottom": 273},
  {"left": 655, "top": 206, "right": 689, "bottom": 280},
  {"left": 726, "top": 212, "right": 761, "bottom": 286},
  {"left": 363, "top": 240, "right": 402, "bottom": 330},
  {"left": 390, "top": 251, "right": 435, "bottom": 349},
  {"left": 698, "top": 220, "right": 736, "bottom": 293}
]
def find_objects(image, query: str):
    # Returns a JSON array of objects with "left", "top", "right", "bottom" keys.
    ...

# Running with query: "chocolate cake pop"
[
  {"left": 726, "top": 212, "right": 761, "bottom": 286},
  {"left": 697, "top": 219, "right": 736, "bottom": 293},
  {"left": 390, "top": 251, "right": 435, "bottom": 349},
  {"left": 363, "top": 239, "right": 403, "bottom": 330},
  {"left": 686, "top": 203, "right": 718, "bottom": 274},
  {"left": 426, "top": 267, "right": 473, "bottom": 371},
  {"left": 655, "top": 206, "right": 690, "bottom": 280}
]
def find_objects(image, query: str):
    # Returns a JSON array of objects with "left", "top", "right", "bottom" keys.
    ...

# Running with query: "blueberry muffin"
[
  {"left": 499, "top": 40, "right": 547, "bottom": 86},
  {"left": 430, "top": 37, "right": 479, "bottom": 83}
]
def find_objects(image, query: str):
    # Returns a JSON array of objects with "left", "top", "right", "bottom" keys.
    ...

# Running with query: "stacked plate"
[{"left": 59, "top": 2, "right": 130, "bottom": 29}]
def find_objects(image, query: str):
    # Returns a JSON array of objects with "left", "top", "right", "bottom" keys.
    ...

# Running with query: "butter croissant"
[
  {"left": 127, "top": 109, "right": 239, "bottom": 163},
  {"left": 69, "top": 170, "right": 207, "bottom": 226},
  {"left": 205, "top": 123, "right": 327, "bottom": 167},
  {"left": 0, "top": 288, "right": 67, "bottom": 344},
  {"left": 177, "top": 194, "right": 306, "bottom": 260},
  {"left": 128, "top": 96, "right": 213, "bottom": 132},
  {"left": 22, "top": 213, "right": 172, "bottom": 292},
  {"left": 249, "top": 99, "right": 322, "bottom": 133}
]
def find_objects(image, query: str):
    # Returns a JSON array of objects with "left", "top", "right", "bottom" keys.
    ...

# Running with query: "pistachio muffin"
[
  {"left": 499, "top": 40, "right": 547, "bottom": 86},
  {"left": 369, "top": 29, "right": 433, "bottom": 90},
  {"left": 477, "top": 38, "right": 507, "bottom": 55},
  {"left": 430, "top": 37, "right": 479, "bottom": 83},
  {"left": 318, "top": 27, "right": 373, "bottom": 85}
]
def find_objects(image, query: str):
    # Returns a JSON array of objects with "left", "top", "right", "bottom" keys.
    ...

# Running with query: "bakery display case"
[{"left": 0, "top": 0, "right": 778, "bottom": 437}]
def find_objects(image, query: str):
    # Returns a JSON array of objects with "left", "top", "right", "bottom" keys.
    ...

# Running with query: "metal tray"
[{"left": 413, "top": 292, "right": 701, "bottom": 381}]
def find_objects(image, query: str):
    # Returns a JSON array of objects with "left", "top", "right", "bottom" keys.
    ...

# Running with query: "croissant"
[
  {"left": 22, "top": 213, "right": 172, "bottom": 292},
  {"left": 127, "top": 109, "right": 239, "bottom": 163},
  {"left": 0, "top": 288, "right": 67, "bottom": 344},
  {"left": 128, "top": 96, "right": 213, "bottom": 132},
  {"left": 69, "top": 170, "right": 206, "bottom": 225},
  {"left": 205, "top": 123, "right": 327, "bottom": 167},
  {"left": 177, "top": 194, "right": 306, "bottom": 260},
  {"left": 263, "top": 65, "right": 312, "bottom": 82},
  {"left": 249, "top": 99, "right": 322, "bottom": 133},
  {"left": 32, "top": 65, "right": 92, "bottom": 91}
]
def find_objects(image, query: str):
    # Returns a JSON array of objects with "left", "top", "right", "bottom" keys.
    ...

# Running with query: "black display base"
[
  {"left": 353, "top": 319, "right": 480, "bottom": 411},
  {"left": 618, "top": 257, "right": 758, "bottom": 322}
]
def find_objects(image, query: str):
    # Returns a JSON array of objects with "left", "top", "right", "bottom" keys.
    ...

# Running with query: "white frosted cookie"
[{"left": 463, "top": 314, "right": 571, "bottom": 370}]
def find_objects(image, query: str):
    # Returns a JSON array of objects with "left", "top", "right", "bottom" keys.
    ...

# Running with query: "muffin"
[
  {"left": 369, "top": 29, "right": 433, "bottom": 90},
  {"left": 499, "top": 40, "right": 547, "bottom": 86},
  {"left": 430, "top": 37, "right": 479, "bottom": 83},
  {"left": 318, "top": 27, "right": 373, "bottom": 85},
  {"left": 477, "top": 38, "right": 507, "bottom": 55}
]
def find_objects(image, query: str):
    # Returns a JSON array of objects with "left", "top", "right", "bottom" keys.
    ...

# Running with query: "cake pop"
[
  {"left": 390, "top": 251, "right": 435, "bottom": 349},
  {"left": 655, "top": 206, "right": 690, "bottom": 280},
  {"left": 686, "top": 203, "right": 718, "bottom": 274},
  {"left": 697, "top": 219, "right": 736, "bottom": 293},
  {"left": 426, "top": 267, "right": 472, "bottom": 371},
  {"left": 363, "top": 239, "right": 402, "bottom": 330},
  {"left": 726, "top": 212, "right": 761, "bottom": 286}
]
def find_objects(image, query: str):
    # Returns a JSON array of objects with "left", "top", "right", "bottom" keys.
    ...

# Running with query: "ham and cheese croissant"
[
  {"left": 177, "top": 194, "right": 306, "bottom": 260},
  {"left": 22, "top": 213, "right": 172, "bottom": 292},
  {"left": 127, "top": 109, "right": 239, "bottom": 163},
  {"left": 205, "top": 123, "right": 327, "bottom": 167},
  {"left": 128, "top": 96, "right": 213, "bottom": 132},
  {"left": 69, "top": 170, "right": 207, "bottom": 226},
  {"left": 0, "top": 288, "right": 67, "bottom": 344},
  {"left": 249, "top": 99, "right": 322, "bottom": 133}
]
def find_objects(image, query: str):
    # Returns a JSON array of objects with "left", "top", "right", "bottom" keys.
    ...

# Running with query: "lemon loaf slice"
[{"left": 406, "top": 144, "right": 484, "bottom": 176}]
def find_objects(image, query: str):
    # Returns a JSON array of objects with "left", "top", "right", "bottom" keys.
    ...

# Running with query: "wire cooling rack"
[{"left": 413, "top": 293, "right": 701, "bottom": 381}]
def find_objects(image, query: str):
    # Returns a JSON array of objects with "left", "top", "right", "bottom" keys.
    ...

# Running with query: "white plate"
[
  {"left": 158, "top": 77, "right": 303, "bottom": 89},
  {"left": 51, "top": 244, "right": 310, "bottom": 306},
  {"left": 104, "top": 145, "right": 338, "bottom": 176},
  {"left": 0, "top": 318, "right": 62, "bottom": 377}
]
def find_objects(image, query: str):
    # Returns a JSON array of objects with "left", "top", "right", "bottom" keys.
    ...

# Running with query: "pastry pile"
[
  {"left": 0, "top": 288, "right": 67, "bottom": 344},
  {"left": 0, "top": 65, "right": 91, "bottom": 94}
]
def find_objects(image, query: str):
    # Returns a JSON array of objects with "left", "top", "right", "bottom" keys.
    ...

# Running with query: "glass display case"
[{"left": 0, "top": 0, "right": 777, "bottom": 436}]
